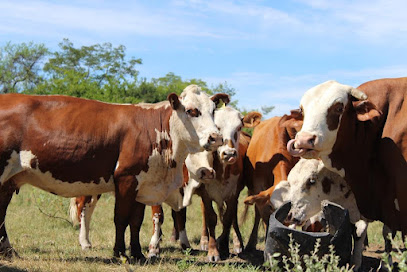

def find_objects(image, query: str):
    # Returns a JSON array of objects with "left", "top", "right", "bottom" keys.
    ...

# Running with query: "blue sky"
[{"left": 1, "top": 0, "right": 407, "bottom": 117}]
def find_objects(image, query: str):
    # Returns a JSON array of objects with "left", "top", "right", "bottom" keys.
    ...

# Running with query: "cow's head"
[
  {"left": 284, "top": 159, "right": 348, "bottom": 226},
  {"left": 214, "top": 106, "right": 244, "bottom": 164},
  {"left": 287, "top": 80, "right": 381, "bottom": 163},
  {"left": 168, "top": 85, "right": 229, "bottom": 153},
  {"left": 185, "top": 151, "right": 215, "bottom": 181}
]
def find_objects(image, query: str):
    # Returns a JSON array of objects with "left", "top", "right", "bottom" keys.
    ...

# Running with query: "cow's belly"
[
  {"left": 13, "top": 171, "right": 114, "bottom": 197},
  {"left": 0, "top": 150, "right": 115, "bottom": 197}
]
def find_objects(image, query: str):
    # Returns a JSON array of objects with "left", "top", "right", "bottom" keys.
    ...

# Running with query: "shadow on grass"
[{"left": 0, "top": 264, "right": 27, "bottom": 272}]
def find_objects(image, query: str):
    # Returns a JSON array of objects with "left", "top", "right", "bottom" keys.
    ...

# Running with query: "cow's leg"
[
  {"left": 0, "top": 181, "right": 17, "bottom": 258},
  {"left": 245, "top": 206, "right": 261, "bottom": 251},
  {"left": 113, "top": 175, "right": 140, "bottom": 260},
  {"left": 351, "top": 220, "right": 368, "bottom": 271},
  {"left": 232, "top": 212, "right": 244, "bottom": 254},
  {"left": 201, "top": 196, "right": 219, "bottom": 262},
  {"left": 79, "top": 195, "right": 99, "bottom": 250},
  {"left": 170, "top": 209, "right": 180, "bottom": 242},
  {"left": 148, "top": 205, "right": 163, "bottom": 258},
  {"left": 129, "top": 200, "right": 146, "bottom": 261},
  {"left": 174, "top": 207, "right": 190, "bottom": 250},
  {"left": 217, "top": 198, "right": 239, "bottom": 259},
  {"left": 200, "top": 200, "right": 209, "bottom": 251}
]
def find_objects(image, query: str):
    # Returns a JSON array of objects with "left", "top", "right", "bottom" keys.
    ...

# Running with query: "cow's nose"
[
  {"left": 222, "top": 149, "right": 237, "bottom": 164},
  {"left": 295, "top": 132, "right": 317, "bottom": 148},
  {"left": 199, "top": 168, "right": 215, "bottom": 180}
]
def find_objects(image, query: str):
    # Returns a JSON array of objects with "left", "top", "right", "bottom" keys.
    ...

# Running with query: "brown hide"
[
  {"left": 329, "top": 77, "right": 407, "bottom": 232},
  {"left": 0, "top": 94, "right": 173, "bottom": 186},
  {"left": 244, "top": 113, "right": 303, "bottom": 219}
]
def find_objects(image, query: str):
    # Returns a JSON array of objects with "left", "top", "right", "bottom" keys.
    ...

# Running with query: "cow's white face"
[
  {"left": 169, "top": 85, "right": 228, "bottom": 153},
  {"left": 285, "top": 158, "right": 348, "bottom": 226},
  {"left": 287, "top": 80, "right": 367, "bottom": 161},
  {"left": 214, "top": 107, "right": 243, "bottom": 164}
]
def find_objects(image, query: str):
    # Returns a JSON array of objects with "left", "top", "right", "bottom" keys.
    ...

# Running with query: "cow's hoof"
[
  {"left": 131, "top": 253, "right": 146, "bottom": 264},
  {"left": 147, "top": 251, "right": 160, "bottom": 259},
  {"left": 180, "top": 242, "right": 191, "bottom": 251},
  {"left": 81, "top": 243, "right": 92, "bottom": 251},
  {"left": 207, "top": 254, "right": 220, "bottom": 262},
  {"left": 0, "top": 247, "right": 19, "bottom": 259},
  {"left": 148, "top": 246, "right": 160, "bottom": 259}
]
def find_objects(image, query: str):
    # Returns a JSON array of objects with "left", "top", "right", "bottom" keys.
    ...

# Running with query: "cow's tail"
[{"left": 69, "top": 198, "right": 79, "bottom": 226}]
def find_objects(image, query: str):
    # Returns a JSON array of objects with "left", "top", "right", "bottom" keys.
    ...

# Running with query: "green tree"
[
  {"left": 0, "top": 41, "right": 49, "bottom": 93},
  {"left": 32, "top": 39, "right": 142, "bottom": 103}
]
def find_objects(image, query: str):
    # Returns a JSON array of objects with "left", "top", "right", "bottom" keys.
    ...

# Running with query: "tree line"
[{"left": 0, "top": 39, "right": 273, "bottom": 114}]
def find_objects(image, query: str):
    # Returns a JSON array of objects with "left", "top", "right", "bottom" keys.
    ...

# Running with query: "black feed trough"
[{"left": 264, "top": 201, "right": 353, "bottom": 267}]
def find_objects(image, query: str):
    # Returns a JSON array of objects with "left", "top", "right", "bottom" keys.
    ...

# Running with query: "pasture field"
[{"left": 0, "top": 185, "right": 402, "bottom": 271}]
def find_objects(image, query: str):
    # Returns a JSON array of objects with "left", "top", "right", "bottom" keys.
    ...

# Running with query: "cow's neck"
[
  {"left": 327, "top": 106, "right": 382, "bottom": 220},
  {"left": 168, "top": 112, "right": 196, "bottom": 168}
]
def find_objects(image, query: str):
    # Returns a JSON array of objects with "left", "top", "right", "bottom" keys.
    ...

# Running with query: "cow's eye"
[
  {"left": 186, "top": 108, "right": 201, "bottom": 117},
  {"left": 305, "top": 178, "right": 316, "bottom": 190},
  {"left": 336, "top": 104, "right": 344, "bottom": 114}
]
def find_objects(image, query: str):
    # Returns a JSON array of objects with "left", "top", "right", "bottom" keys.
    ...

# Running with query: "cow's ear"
[
  {"left": 353, "top": 100, "right": 382, "bottom": 121},
  {"left": 211, "top": 93, "right": 230, "bottom": 107},
  {"left": 289, "top": 108, "right": 303, "bottom": 120},
  {"left": 243, "top": 111, "right": 262, "bottom": 128},
  {"left": 168, "top": 93, "right": 181, "bottom": 110}
]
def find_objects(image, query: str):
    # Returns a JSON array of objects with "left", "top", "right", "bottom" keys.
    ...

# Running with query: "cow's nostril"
[{"left": 308, "top": 136, "right": 316, "bottom": 147}]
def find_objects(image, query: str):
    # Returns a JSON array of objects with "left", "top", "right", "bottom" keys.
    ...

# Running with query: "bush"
[{"left": 265, "top": 234, "right": 353, "bottom": 272}]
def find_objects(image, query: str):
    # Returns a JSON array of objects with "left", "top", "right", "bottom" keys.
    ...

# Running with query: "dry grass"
[{"left": 0, "top": 185, "right": 402, "bottom": 271}]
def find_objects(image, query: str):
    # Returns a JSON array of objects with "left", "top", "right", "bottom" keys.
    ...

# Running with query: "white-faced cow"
[
  {"left": 134, "top": 107, "right": 256, "bottom": 261},
  {"left": 273, "top": 158, "right": 368, "bottom": 270},
  {"left": 0, "top": 85, "right": 227, "bottom": 260},
  {"left": 287, "top": 78, "right": 407, "bottom": 239},
  {"left": 69, "top": 105, "right": 249, "bottom": 260}
]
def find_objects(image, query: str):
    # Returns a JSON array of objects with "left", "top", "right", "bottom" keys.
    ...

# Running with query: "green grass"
[{"left": 0, "top": 185, "right": 402, "bottom": 271}]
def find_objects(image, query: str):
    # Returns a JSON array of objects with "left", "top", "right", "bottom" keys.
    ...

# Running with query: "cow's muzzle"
[
  {"left": 287, "top": 133, "right": 318, "bottom": 157},
  {"left": 220, "top": 149, "right": 237, "bottom": 164}
]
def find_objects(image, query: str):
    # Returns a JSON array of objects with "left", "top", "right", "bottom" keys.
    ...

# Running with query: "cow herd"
[{"left": 1, "top": 77, "right": 407, "bottom": 270}]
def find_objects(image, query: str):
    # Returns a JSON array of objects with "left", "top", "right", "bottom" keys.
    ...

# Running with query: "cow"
[
  {"left": 242, "top": 112, "right": 303, "bottom": 250},
  {"left": 0, "top": 84, "right": 227, "bottom": 260},
  {"left": 121, "top": 108, "right": 258, "bottom": 261},
  {"left": 272, "top": 158, "right": 368, "bottom": 270},
  {"left": 286, "top": 78, "right": 407, "bottom": 242},
  {"left": 69, "top": 106, "right": 255, "bottom": 260}
]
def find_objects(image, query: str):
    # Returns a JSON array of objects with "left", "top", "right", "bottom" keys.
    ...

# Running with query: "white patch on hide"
[
  {"left": 135, "top": 148, "right": 183, "bottom": 206},
  {"left": 149, "top": 213, "right": 161, "bottom": 249},
  {"left": 0, "top": 150, "right": 114, "bottom": 197}
]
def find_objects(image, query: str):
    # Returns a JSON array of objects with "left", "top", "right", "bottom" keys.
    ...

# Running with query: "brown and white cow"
[
  {"left": 69, "top": 106, "right": 249, "bottom": 259},
  {"left": 0, "top": 85, "right": 227, "bottom": 260},
  {"left": 143, "top": 107, "right": 257, "bottom": 261},
  {"left": 242, "top": 112, "right": 302, "bottom": 250},
  {"left": 287, "top": 78, "right": 407, "bottom": 235},
  {"left": 273, "top": 158, "right": 368, "bottom": 270},
  {"left": 152, "top": 109, "right": 259, "bottom": 262}
]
